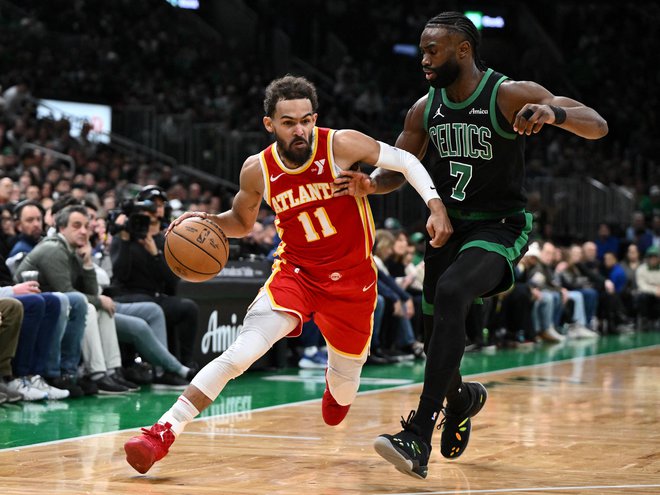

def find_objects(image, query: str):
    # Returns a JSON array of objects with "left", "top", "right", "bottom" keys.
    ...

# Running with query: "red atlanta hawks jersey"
[{"left": 259, "top": 127, "right": 375, "bottom": 272}]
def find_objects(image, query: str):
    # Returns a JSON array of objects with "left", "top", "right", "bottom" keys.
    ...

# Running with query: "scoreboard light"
[
  {"left": 465, "top": 11, "right": 506, "bottom": 30},
  {"left": 165, "top": 0, "right": 199, "bottom": 9}
]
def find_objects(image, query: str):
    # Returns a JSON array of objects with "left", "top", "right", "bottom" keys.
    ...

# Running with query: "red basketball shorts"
[{"left": 262, "top": 258, "right": 378, "bottom": 357}]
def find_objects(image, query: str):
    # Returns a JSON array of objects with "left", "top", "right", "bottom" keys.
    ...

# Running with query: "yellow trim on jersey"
[
  {"left": 326, "top": 128, "right": 336, "bottom": 176},
  {"left": 325, "top": 339, "right": 371, "bottom": 359},
  {"left": 262, "top": 259, "right": 304, "bottom": 327},
  {"left": 354, "top": 196, "right": 376, "bottom": 259},
  {"left": 362, "top": 196, "right": 376, "bottom": 244},
  {"left": 271, "top": 127, "right": 320, "bottom": 174},
  {"left": 259, "top": 150, "right": 272, "bottom": 208}
]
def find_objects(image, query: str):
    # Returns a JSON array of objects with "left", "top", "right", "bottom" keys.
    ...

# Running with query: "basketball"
[{"left": 164, "top": 216, "right": 229, "bottom": 282}]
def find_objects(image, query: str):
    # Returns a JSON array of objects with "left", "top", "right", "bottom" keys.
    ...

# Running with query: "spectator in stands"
[
  {"left": 602, "top": 251, "right": 628, "bottom": 295},
  {"left": 0, "top": 177, "right": 14, "bottom": 208},
  {"left": 3, "top": 212, "right": 88, "bottom": 397},
  {"left": 0, "top": 268, "right": 71, "bottom": 400},
  {"left": 386, "top": 230, "right": 423, "bottom": 340},
  {"left": 582, "top": 241, "right": 634, "bottom": 334},
  {"left": 594, "top": 223, "right": 620, "bottom": 262},
  {"left": 0, "top": 297, "right": 24, "bottom": 403},
  {"left": 373, "top": 229, "right": 424, "bottom": 360},
  {"left": 15, "top": 205, "right": 130, "bottom": 394},
  {"left": 109, "top": 185, "right": 200, "bottom": 368},
  {"left": 82, "top": 200, "right": 194, "bottom": 388},
  {"left": 7, "top": 200, "right": 45, "bottom": 258},
  {"left": 493, "top": 260, "right": 535, "bottom": 346},
  {"left": 556, "top": 245, "right": 600, "bottom": 338},
  {"left": 634, "top": 245, "right": 660, "bottom": 329},
  {"left": 620, "top": 243, "right": 642, "bottom": 315},
  {"left": 652, "top": 215, "right": 660, "bottom": 249},
  {"left": 0, "top": 204, "right": 15, "bottom": 257},
  {"left": 625, "top": 211, "right": 653, "bottom": 255},
  {"left": 519, "top": 242, "right": 564, "bottom": 343}
]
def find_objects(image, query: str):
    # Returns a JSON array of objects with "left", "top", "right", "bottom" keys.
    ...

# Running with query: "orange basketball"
[{"left": 164, "top": 217, "right": 229, "bottom": 282}]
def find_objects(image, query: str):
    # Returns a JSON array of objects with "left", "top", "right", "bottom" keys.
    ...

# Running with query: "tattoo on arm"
[{"left": 372, "top": 168, "right": 407, "bottom": 193}]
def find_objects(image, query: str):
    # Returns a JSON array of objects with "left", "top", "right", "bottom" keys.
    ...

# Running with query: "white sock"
[{"left": 158, "top": 395, "right": 200, "bottom": 436}]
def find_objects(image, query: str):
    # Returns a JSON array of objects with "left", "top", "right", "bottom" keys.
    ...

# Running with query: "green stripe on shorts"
[{"left": 458, "top": 211, "right": 534, "bottom": 290}]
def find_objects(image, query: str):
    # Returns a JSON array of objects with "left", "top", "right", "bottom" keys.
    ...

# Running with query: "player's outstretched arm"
[
  {"left": 333, "top": 96, "right": 429, "bottom": 198},
  {"left": 333, "top": 129, "right": 452, "bottom": 247},
  {"left": 501, "top": 80, "right": 608, "bottom": 139},
  {"left": 167, "top": 156, "right": 264, "bottom": 239}
]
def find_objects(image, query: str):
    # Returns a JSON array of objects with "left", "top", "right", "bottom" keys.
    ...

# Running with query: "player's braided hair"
[
  {"left": 425, "top": 12, "right": 487, "bottom": 71},
  {"left": 263, "top": 75, "right": 319, "bottom": 117}
]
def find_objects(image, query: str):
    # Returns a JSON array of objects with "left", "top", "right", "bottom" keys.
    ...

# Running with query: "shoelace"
[
  {"left": 141, "top": 425, "right": 166, "bottom": 437},
  {"left": 399, "top": 410, "right": 417, "bottom": 429},
  {"left": 141, "top": 423, "right": 174, "bottom": 443},
  {"left": 31, "top": 376, "right": 48, "bottom": 389},
  {"left": 436, "top": 408, "right": 448, "bottom": 431}
]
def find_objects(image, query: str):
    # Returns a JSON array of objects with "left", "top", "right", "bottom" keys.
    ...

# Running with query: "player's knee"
[
  {"left": 435, "top": 277, "right": 461, "bottom": 300},
  {"left": 219, "top": 327, "right": 271, "bottom": 374}
]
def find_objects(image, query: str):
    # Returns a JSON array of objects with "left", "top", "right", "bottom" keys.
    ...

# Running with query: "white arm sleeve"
[{"left": 374, "top": 141, "right": 441, "bottom": 205}]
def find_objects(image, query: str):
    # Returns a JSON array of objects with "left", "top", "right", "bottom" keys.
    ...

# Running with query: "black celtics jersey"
[{"left": 424, "top": 68, "right": 526, "bottom": 218}]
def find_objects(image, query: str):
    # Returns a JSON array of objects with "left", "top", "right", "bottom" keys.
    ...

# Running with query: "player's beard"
[
  {"left": 278, "top": 133, "right": 313, "bottom": 166},
  {"left": 427, "top": 57, "right": 461, "bottom": 89}
]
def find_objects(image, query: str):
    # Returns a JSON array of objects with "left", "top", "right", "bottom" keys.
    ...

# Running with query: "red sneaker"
[
  {"left": 322, "top": 383, "right": 351, "bottom": 426},
  {"left": 124, "top": 422, "right": 176, "bottom": 474}
]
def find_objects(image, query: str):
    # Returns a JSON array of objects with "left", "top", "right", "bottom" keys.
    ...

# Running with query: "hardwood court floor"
[{"left": 1, "top": 333, "right": 659, "bottom": 494}]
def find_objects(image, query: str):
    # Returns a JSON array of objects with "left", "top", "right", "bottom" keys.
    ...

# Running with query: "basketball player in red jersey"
[{"left": 124, "top": 75, "right": 451, "bottom": 474}]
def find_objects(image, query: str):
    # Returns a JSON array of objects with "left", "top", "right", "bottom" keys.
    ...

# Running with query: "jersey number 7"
[{"left": 450, "top": 161, "right": 473, "bottom": 201}]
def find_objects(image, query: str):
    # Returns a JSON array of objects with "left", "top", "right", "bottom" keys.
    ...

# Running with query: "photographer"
[{"left": 109, "top": 186, "right": 200, "bottom": 367}]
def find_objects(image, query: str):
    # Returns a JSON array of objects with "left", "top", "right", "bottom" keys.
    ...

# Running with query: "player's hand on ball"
[
  {"left": 165, "top": 216, "right": 229, "bottom": 282},
  {"left": 166, "top": 211, "right": 211, "bottom": 237}
]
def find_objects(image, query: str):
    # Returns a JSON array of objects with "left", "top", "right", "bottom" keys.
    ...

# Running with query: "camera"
[{"left": 107, "top": 199, "right": 157, "bottom": 240}]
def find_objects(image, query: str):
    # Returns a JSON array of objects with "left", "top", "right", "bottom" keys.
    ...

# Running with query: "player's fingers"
[
  {"left": 427, "top": 223, "right": 441, "bottom": 248},
  {"left": 332, "top": 186, "right": 349, "bottom": 197},
  {"left": 514, "top": 107, "right": 535, "bottom": 133},
  {"left": 166, "top": 212, "right": 194, "bottom": 235},
  {"left": 336, "top": 169, "right": 361, "bottom": 179},
  {"left": 531, "top": 114, "right": 551, "bottom": 134}
]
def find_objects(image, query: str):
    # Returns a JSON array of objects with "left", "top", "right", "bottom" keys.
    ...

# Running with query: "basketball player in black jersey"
[{"left": 334, "top": 11, "right": 607, "bottom": 479}]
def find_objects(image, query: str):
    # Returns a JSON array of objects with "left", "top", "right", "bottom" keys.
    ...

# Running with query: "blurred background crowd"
[{"left": 0, "top": 0, "right": 658, "bottom": 403}]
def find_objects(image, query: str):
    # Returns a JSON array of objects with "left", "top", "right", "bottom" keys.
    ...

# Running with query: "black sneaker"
[
  {"left": 124, "top": 363, "right": 154, "bottom": 385},
  {"left": 381, "top": 348, "right": 415, "bottom": 362},
  {"left": 366, "top": 353, "right": 390, "bottom": 365},
  {"left": 371, "top": 348, "right": 398, "bottom": 364},
  {"left": 78, "top": 376, "right": 99, "bottom": 396},
  {"left": 45, "top": 375, "right": 84, "bottom": 399},
  {"left": 112, "top": 369, "right": 141, "bottom": 392},
  {"left": 439, "top": 382, "right": 488, "bottom": 459},
  {"left": 152, "top": 372, "right": 189, "bottom": 390},
  {"left": 94, "top": 375, "right": 130, "bottom": 395},
  {"left": 373, "top": 411, "right": 431, "bottom": 479}
]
